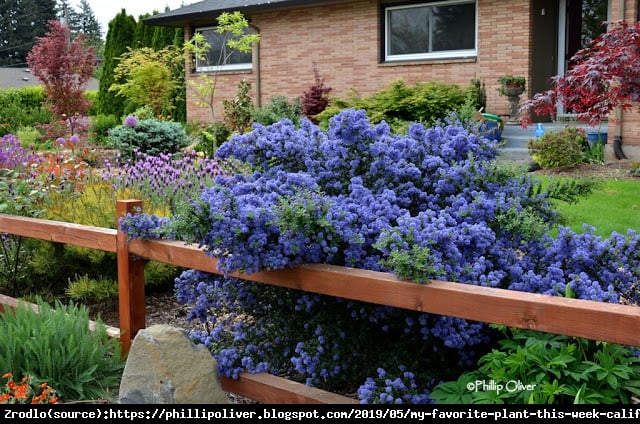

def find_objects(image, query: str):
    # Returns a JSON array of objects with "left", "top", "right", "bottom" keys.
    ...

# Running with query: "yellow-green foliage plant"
[
  {"left": 527, "top": 127, "right": 586, "bottom": 168},
  {"left": 35, "top": 178, "right": 178, "bottom": 300}
]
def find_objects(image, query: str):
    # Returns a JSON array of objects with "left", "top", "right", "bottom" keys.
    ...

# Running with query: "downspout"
[
  {"left": 613, "top": 0, "right": 628, "bottom": 159},
  {"left": 251, "top": 24, "right": 262, "bottom": 109}
]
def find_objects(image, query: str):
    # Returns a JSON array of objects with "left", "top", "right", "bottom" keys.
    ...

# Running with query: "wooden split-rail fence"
[{"left": 0, "top": 199, "right": 639, "bottom": 404}]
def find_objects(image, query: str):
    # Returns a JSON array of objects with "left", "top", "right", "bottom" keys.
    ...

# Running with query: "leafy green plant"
[
  {"left": 0, "top": 87, "right": 51, "bottom": 136},
  {"left": 471, "top": 78, "right": 487, "bottom": 112},
  {"left": 315, "top": 79, "right": 468, "bottom": 133},
  {"left": 583, "top": 139, "right": 605, "bottom": 164},
  {"left": 65, "top": 274, "right": 119, "bottom": 305},
  {"left": 15, "top": 126, "right": 41, "bottom": 147},
  {"left": 498, "top": 74, "right": 526, "bottom": 95},
  {"left": 527, "top": 127, "right": 586, "bottom": 168},
  {"left": 430, "top": 327, "right": 640, "bottom": 404},
  {"left": 223, "top": 79, "right": 255, "bottom": 134},
  {"left": 0, "top": 297, "right": 125, "bottom": 402},
  {"left": 89, "top": 113, "right": 119, "bottom": 146},
  {"left": 252, "top": 95, "right": 302, "bottom": 126}
]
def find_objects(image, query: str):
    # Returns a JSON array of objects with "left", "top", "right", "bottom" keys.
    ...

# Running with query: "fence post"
[{"left": 116, "top": 199, "right": 145, "bottom": 355}]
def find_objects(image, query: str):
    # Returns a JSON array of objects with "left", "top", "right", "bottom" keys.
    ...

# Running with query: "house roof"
[
  {"left": 144, "top": 0, "right": 339, "bottom": 27},
  {"left": 0, "top": 67, "right": 99, "bottom": 90}
]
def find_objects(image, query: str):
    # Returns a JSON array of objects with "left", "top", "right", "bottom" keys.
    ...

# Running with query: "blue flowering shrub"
[{"left": 120, "top": 109, "right": 640, "bottom": 403}]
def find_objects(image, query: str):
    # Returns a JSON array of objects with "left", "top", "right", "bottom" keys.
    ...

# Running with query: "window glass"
[
  {"left": 195, "top": 27, "right": 252, "bottom": 71},
  {"left": 386, "top": 1, "right": 476, "bottom": 61}
]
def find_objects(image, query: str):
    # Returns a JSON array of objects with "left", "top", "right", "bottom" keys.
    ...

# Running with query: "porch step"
[{"left": 496, "top": 122, "right": 607, "bottom": 163}]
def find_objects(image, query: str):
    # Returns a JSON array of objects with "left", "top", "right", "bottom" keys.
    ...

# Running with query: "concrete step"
[{"left": 495, "top": 122, "right": 608, "bottom": 162}]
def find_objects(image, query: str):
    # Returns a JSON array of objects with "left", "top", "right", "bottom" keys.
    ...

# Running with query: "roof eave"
[{"left": 143, "top": 0, "right": 338, "bottom": 27}]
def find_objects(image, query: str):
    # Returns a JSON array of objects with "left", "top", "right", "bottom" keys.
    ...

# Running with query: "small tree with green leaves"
[
  {"left": 109, "top": 46, "right": 183, "bottom": 118},
  {"left": 183, "top": 11, "right": 260, "bottom": 122}
]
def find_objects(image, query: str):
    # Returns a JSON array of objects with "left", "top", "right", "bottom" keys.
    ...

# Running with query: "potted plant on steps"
[{"left": 498, "top": 75, "right": 526, "bottom": 123}]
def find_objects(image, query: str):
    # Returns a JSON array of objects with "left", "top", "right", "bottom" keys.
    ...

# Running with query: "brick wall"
[{"left": 185, "top": 0, "right": 533, "bottom": 123}]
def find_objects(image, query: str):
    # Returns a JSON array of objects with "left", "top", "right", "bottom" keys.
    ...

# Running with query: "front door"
[
  {"left": 530, "top": 0, "right": 559, "bottom": 122},
  {"left": 530, "top": 0, "right": 610, "bottom": 121}
]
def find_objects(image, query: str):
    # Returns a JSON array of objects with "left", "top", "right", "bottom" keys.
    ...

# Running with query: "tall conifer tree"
[
  {"left": 0, "top": 0, "right": 56, "bottom": 66},
  {"left": 98, "top": 9, "right": 136, "bottom": 117}
]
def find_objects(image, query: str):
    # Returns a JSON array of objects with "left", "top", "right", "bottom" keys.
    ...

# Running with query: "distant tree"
[
  {"left": 27, "top": 19, "right": 96, "bottom": 136},
  {"left": 56, "top": 0, "right": 79, "bottom": 30},
  {"left": 98, "top": 9, "right": 136, "bottom": 117},
  {"left": 0, "top": 0, "right": 57, "bottom": 66},
  {"left": 74, "top": 0, "right": 102, "bottom": 46}
]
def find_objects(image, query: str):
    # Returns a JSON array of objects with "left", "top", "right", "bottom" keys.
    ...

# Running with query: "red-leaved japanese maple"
[
  {"left": 520, "top": 21, "right": 640, "bottom": 127},
  {"left": 27, "top": 20, "right": 96, "bottom": 137}
]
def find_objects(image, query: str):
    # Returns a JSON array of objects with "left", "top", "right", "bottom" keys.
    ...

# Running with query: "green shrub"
[
  {"left": 85, "top": 90, "right": 99, "bottom": 116},
  {"left": 36, "top": 180, "right": 179, "bottom": 298},
  {"left": 0, "top": 297, "right": 124, "bottom": 402},
  {"left": 107, "top": 118, "right": 189, "bottom": 159},
  {"left": 0, "top": 87, "right": 52, "bottom": 136},
  {"left": 65, "top": 274, "right": 119, "bottom": 305},
  {"left": 430, "top": 327, "right": 640, "bottom": 404},
  {"left": 252, "top": 95, "right": 302, "bottom": 126},
  {"left": 527, "top": 127, "right": 586, "bottom": 168},
  {"left": 190, "top": 122, "right": 231, "bottom": 158},
  {"left": 315, "top": 79, "right": 468, "bottom": 133},
  {"left": 90, "top": 113, "right": 120, "bottom": 145},
  {"left": 223, "top": 79, "right": 255, "bottom": 134},
  {"left": 15, "top": 126, "right": 42, "bottom": 147}
]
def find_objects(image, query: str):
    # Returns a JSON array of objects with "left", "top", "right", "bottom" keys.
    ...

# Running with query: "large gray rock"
[{"left": 118, "top": 324, "right": 229, "bottom": 404}]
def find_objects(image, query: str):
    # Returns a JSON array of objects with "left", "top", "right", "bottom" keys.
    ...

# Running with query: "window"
[
  {"left": 384, "top": 1, "right": 477, "bottom": 62},
  {"left": 194, "top": 27, "right": 253, "bottom": 72}
]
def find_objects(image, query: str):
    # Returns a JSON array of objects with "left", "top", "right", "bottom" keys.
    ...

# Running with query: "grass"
[{"left": 541, "top": 176, "right": 640, "bottom": 237}]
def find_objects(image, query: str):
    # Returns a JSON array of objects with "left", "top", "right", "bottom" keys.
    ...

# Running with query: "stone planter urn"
[
  {"left": 503, "top": 86, "right": 525, "bottom": 121},
  {"left": 498, "top": 75, "right": 526, "bottom": 123}
]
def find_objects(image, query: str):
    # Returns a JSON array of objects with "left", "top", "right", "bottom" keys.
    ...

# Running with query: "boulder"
[{"left": 118, "top": 324, "right": 229, "bottom": 404}]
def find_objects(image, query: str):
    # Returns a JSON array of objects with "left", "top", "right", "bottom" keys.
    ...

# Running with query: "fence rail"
[{"left": 0, "top": 199, "right": 639, "bottom": 403}]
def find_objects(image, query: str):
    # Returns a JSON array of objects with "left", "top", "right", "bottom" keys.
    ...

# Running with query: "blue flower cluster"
[
  {"left": 358, "top": 367, "right": 434, "bottom": 404},
  {"left": 121, "top": 109, "right": 640, "bottom": 403}
]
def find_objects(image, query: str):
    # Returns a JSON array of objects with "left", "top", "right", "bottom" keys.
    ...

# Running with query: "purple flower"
[
  {"left": 70, "top": 135, "right": 80, "bottom": 144},
  {"left": 124, "top": 115, "right": 138, "bottom": 127},
  {"left": 56, "top": 137, "right": 65, "bottom": 146}
]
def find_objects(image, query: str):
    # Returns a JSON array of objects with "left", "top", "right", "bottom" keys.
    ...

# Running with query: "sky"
[{"left": 80, "top": 0, "right": 197, "bottom": 37}]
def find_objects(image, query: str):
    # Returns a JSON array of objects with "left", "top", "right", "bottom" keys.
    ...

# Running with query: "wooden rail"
[{"left": 1, "top": 200, "right": 639, "bottom": 403}]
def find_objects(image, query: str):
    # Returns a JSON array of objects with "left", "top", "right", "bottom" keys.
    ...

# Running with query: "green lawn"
[{"left": 541, "top": 177, "right": 640, "bottom": 237}]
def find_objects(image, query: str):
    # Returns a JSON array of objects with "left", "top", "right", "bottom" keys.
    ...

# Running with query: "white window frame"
[
  {"left": 194, "top": 26, "right": 253, "bottom": 72},
  {"left": 384, "top": 0, "right": 477, "bottom": 62}
]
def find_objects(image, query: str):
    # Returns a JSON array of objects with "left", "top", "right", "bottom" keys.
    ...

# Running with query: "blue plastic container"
[
  {"left": 587, "top": 131, "right": 607, "bottom": 148},
  {"left": 481, "top": 113, "right": 503, "bottom": 141}
]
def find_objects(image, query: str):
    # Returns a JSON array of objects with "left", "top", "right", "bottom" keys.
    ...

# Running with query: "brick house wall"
[{"left": 185, "top": 0, "right": 532, "bottom": 124}]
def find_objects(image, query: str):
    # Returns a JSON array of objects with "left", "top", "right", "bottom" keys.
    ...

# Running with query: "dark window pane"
[
  {"left": 196, "top": 28, "right": 252, "bottom": 68},
  {"left": 387, "top": 1, "right": 476, "bottom": 58}
]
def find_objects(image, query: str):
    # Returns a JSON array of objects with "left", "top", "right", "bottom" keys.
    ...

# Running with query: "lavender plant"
[
  {"left": 120, "top": 109, "right": 640, "bottom": 403},
  {"left": 102, "top": 149, "right": 224, "bottom": 215}
]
